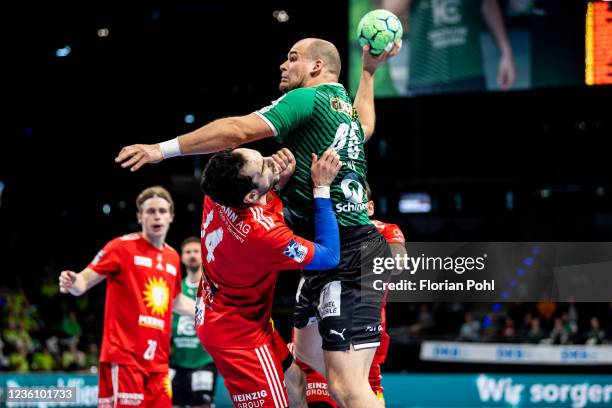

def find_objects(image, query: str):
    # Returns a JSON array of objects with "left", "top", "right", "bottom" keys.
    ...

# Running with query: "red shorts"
[
  {"left": 98, "top": 362, "right": 171, "bottom": 408},
  {"left": 203, "top": 330, "right": 292, "bottom": 408},
  {"left": 297, "top": 358, "right": 337, "bottom": 407}
]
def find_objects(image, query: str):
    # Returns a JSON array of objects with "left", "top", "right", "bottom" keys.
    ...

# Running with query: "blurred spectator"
[
  {"left": 526, "top": 317, "right": 547, "bottom": 343},
  {"left": 8, "top": 289, "right": 29, "bottom": 316},
  {"left": 561, "top": 312, "right": 578, "bottom": 341},
  {"left": 3, "top": 320, "right": 20, "bottom": 347},
  {"left": 520, "top": 312, "right": 533, "bottom": 337},
  {"left": 409, "top": 304, "right": 435, "bottom": 335},
  {"left": 458, "top": 312, "right": 480, "bottom": 341},
  {"left": 31, "top": 345, "right": 56, "bottom": 372},
  {"left": 61, "top": 311, "right": 82, "bottom": 343},
  {"left": 20, "top": 306, "right": 39, "bottom": 334},
  {"left": 501, "top": 318, "right": 516, "bottom": 342},
  {"left": 40, "top": 277, "right": 59, "bottom": 300},
  {"left": 8, "top": 343, "right": 29, "bottom": 372},
  {"left": 566, "top": 299, "right": 579, "bottom": 324},
  {"left": 84, "top": 343, "right": 100, "bottom": 369},
  {"left": 585, "top": 317, "right": 606, "bottom": 345},
  {"left": 481, "top": 313, "right": 497, "bottom": 341},
  {"left": 3, "top": 321, "right": 35, "bottom": 353},
  {"left": 46, "top": 336, "right": 60, "bottom": 357},
  {"left": 61, "top": 342, "right": 85, "bottom": 371},
  {"left": 0, "top": 337, "right": 9, "bottom": 369},
  {"left": 548, "top": 317, "right": 569, "bottom": 345}
]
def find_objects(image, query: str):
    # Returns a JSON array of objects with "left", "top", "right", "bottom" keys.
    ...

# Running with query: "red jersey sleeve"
[
  {"left": 87, "top": 238, "right": 123, "bottom": 275},
  {"left": 252, "top": 223, "right": 315, "bottom": 271},
  {"left": 382, "top": 223, "right": 406, "bottom": 245},
  {"left": 174, "top": 265, "right": 182, "bottom": 298}
]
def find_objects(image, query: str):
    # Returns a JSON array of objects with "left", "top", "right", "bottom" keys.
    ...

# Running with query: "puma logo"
[{"left": 330, "top": 328, "right": 346, "bottom": 341}]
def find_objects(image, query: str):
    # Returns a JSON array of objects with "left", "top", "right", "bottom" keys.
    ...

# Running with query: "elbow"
[
  {"left": 363, "top": 125, "right": 375, "bottom": 141},
  {"left": 330, "top": 251, "right": 340, "bottom": 268},
  {"left": 322, "top": 250, "right": 340, "bottom": 270}
]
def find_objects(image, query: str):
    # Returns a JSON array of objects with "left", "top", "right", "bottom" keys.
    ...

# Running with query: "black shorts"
[
  {"left": 170, "top": 363, "right": 217, "bottom": 407},
  {"left": 294, "top": 224, "right": 391, "bottom": 351}
]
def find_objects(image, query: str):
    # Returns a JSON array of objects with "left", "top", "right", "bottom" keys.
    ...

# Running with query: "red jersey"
[
  {"left": 88, "top": 233, "right": 181, "bottom": 372},
  {"left": 371, "top": 219, "right": 405, "bottom": 245},
  {"left": 372, "top": 220, "right": 405, "bottom": 390},
  {"left": 196, "top": 192, "right": 315, "bottom": 349}
]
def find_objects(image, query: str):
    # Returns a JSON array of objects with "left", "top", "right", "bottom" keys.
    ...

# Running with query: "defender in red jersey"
[
  {"left": 366, "top": 183, "right": 407, "bottom": 401},
  {"left": 197, "top": 147, "right": 341, "bottom": 408},
  {"left": 59, "top": 186, "right": 196, "bottom": 408}
]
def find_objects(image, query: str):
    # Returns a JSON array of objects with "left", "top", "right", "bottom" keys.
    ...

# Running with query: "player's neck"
[
  {"left": 304, "top": 74, "right": 339, "bottom": 88},
  {"left": 141, "top": 232, "right": 165, "bottom": 249},
  {"left": 187, "top": 269, "right": 202, "bottom": 283},
  {"left": 255, "top": 193, "right": 269, "bottom": 206}
]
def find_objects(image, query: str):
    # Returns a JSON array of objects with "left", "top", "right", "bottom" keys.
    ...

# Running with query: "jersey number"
[
  {"left": 331, "top": 122, "right": 361, "bottom": 160},
  {"left": 202, "top": 210, "right": 224, "bottom": 263},
  {"left": 143, "top": 340, "right": 157, "bottom": 360}
]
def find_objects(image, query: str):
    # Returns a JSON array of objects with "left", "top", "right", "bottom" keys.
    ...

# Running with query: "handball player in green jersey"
[
  {"left": 117, "top": 38, "right": 399, "bottom": 408},
  {"left": 383, "top": 0, "right": 516, "bottom": 94},
  {"left": 170, "top": 237, "right": 217, "bottom": 408}
]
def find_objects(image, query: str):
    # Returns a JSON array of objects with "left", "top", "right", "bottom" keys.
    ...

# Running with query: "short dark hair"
[
  {"left": 365, "top": 181, "right": 372, "bottom": 201},
  {"left": 181, "top": 236, "right": 200, "bottom": 251},
  {"left": 201, "top": 149, "right": 256, "bottom": 208}
]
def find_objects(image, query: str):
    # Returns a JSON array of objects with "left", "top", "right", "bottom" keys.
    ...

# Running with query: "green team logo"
[
  {"left": 433, "top": 0, "right": 462, "bottom": 26},
  {"left": 329, "top": 97, "right": 354, "bottom": 119},
  {"left": 176, "top": 315, "right": 196, "bottom": 336},
  {"left": 336, "top": 173, "right": 368, "bottom": 213}
]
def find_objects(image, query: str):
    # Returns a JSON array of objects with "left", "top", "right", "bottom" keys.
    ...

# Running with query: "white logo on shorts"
[
  {"left": 318, "top": 281, "right": 341, "bottom": 319},
  {"left": 330, "top": 328, "right": 346, "bottom": 341}
]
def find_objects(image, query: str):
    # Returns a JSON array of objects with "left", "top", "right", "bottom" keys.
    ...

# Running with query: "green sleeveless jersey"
[
  {"left": 170, "top": 277, "right": 213, "bottom": 369},
  {"left": 410, "top": 0, "right": 483, "bottom": 87},
  {"left": 257, "top": 84, "right": 371, "bottom": 228}
]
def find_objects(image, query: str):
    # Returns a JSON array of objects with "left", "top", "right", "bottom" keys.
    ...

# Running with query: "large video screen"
[{"left": 349, "top": 0, "right": 612, "bottom": 97}]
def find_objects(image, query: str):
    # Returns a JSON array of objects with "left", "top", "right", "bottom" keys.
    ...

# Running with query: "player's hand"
[
  {"left": 115, "top": 144, "right": 164, "bottom": 172},
  {"left": 271, "top": 148, "right": 296, "bottom": 190},
  {"left": 362, "top": 40, "right": 402, "bottom": 74},
  {"left": 497, "top": 53, "right": 516, "bottom": 91},
  {"left": 271, "top": 148, "right": 296, "bottom": 179},
  {"left": 311, "top": 149, "right": 342, "bottom": 187},
  {"left": 59, "top": 270, "right": 77, "bottom": 294}
]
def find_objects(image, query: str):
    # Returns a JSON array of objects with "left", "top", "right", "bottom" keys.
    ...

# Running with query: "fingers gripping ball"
[{"left": 357, "top": 9, "right": 403, "bottom": 56}]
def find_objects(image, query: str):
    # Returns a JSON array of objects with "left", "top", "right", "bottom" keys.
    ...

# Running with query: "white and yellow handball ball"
[{"left": 357, "top": 9, "right": 403, "bottom": 56}]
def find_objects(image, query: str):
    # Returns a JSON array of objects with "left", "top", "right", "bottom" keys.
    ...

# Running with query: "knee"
[
  {"left": 326, "top": 375, "right": 353, "bottom": 407},
  {"left": 286, "top": 362, "right": 306, "bottom": 390}
]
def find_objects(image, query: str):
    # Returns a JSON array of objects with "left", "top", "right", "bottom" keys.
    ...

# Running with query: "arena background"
[{"left": 1, "top": 0, "right": 612, "bottom": 407}]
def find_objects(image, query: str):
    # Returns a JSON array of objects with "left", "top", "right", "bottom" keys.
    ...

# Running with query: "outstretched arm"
[
  {"left": 173, "top": 293, "right": 196, "bottom": 317},
  {"left": 481, "top": 0, "right": 516, "bottom": 90},
  {"left": 59, "top": 268, "right": 106, "bottom": 296},
  {"left": 303, "top": 149, "right": 342, "bottom": 270},
  {"left": 115, "top": 113, "right": 274, "bottom": 172},
  {"left": 353, "top": 43, "right": 401, "bottom": 141}
]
